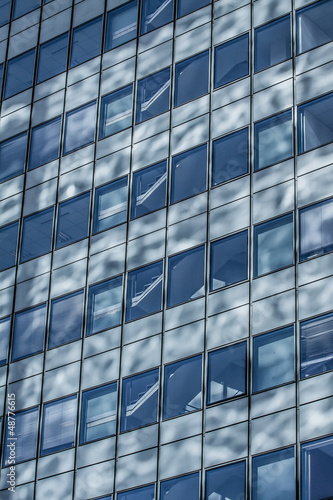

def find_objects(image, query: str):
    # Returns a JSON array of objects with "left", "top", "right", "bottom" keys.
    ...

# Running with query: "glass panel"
[
  {"left": 207, "top": 342, "right": 246, "bottom": 404},
  {"left": 299, "top": 197, "right": 333, "bottom": 261},
  {"left": 93, "top": 178, "right": 127, "bottom": 233},
  {"left": 70, "top": 16, "right": 103, "bottom": 68},
  {"left": 12, "top": 304, "right": 46, "bottom": 361},
  {"left": 13, "top": 0, "right": 40, "bottom": 19},
  {"left": 126, "top": 261, "right": 163, "bottom": 322},
  {"left": 163, "top": 355, "right": 202, "bottom": 419},
  {"left": 20, "top": 207, "right": 54, "bottom": 262},
  {"left": 206, "top": 461, "right": 246, "bottom": 500},
  {"left": 5, "top": 49, "right": 35, "bottom": 98},
  {"left": 301, "top": 435, "right": 333, "bottom": 500},
  {"left": 136, "top": 67, "right": 170, "bottom": 123},
  {"left": 175, "top": 50, "right": 209, "bottom": 106},
  {"left": 3, "top": 407, "right": 39, "bottom": 465},
  {"left": 253, "top": 326, "right": 294, "bottom": 392},
  {"left": 80, "top": 382, "right": 117, "bottom": 444},
  {"left": 131, "top": 160, "right": 167, "bottom": 219},
  {"left": 105, "top": 1, "right": 137, "bottom": 50},
  {"left": 0, "top": 63, "right": 3, "bottom": 92},
  {"left": 41, "top": 395, "right": 77, "bottom": 455},
  {"left": 37, "top": 33, "right": 69, "bottom": 83},
  {"left": 177, "top": 0, "right": 210, "bottom": 18},
  {"left": 300, "top": 311, "right": 333, "bottom": 378},
  {"left": 210, "top": 231, "right": 248, "bottom": 290},
  {"left": 99, "top": 85, "right": 133, "bottom": 139},
  {"left": 297, "top": 0, "right": 333, "bottom": 54},
  {"left": 253, "top": 448, "right": 295, "bottom": 500},
  {"left": 254, "top": 15, "right": 291, "bottom": 72},
  {"left": 214, "top": 33, "right": 249, "bottom": 88},
  {"left": 56, "top": 193, "right": 90, "bottom": 248},
  {"left": 63, "top": 101, "right": 96, "bottom": 154},
  {"left": 49, "top": 290, "right": 84, "bottom": 348},
  {"left": 160, "top": 473, "right": 199, "bottom": 500},
  {"left": 212, "top": 128, "right": 248, "bottom": 186},
  {"left": 118, "top": 485, "right": 155, "bottom": 500},
  {"left": 167, "top": 246, "right": 205, "bottom": 308},
  {"left": 86, "top": 277, "right": 123, "bottom": 335},
  {"left": 0, "top": 132, "right": 27, "bottom": 182},
  {"left": 29, "top": 117, "right": 61, "bottom": 170},
  {"left": 141, "top": 0, "right": 173, "bottom": 35},
  {"left": 0, "top": 0, "right": 11, "bottom": 27},
  {"left": 0, "top": 221, "right": 19, "bottom": 271},
  {"left": 298, "top": 92, "right": 333, "bottom": 154},
  {"left": 121, "top": 369, "right": 159, "bottom": 432},
  {"left": 171, "top": 144, "right": 207, "bottom": 203},
  {"left": 0, "top": 316, "right": 11, "bottom": 366}
]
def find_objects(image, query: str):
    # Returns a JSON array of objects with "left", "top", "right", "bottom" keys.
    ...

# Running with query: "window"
[
  {"left": 12, "top": 304, "right": 46, "bottom": 361},
  {"left": 163, "top": 355, "right": 202, "bottom": 419},
  {"left": 99, "top": 85, "right": 133, "bottom": 139},
  {"left": 86, "top": 277, "right": 123, "bottom": 335},
  {"left": 20, "top": 207, "right": 54, "bottom": 262},
  {"left": 105, "top": 1, "right": 137, "bottom": 50},
  {"left": 118, "top": 485, "right": 155, "bottom": 500},
  {"left": 171, "top": 144, "right": 207, "bottom": 204},
  {"left": 121, "top": 369, "right": 159, "bottom": 432},
  {"left": 167, "top": 246, "right": 205, "bottom": 308},
  {"left": 141, "top": 0, "right": 173, "bottom": 35},
  {"left": 214, "top": 33, "right": 249, "bottom": 88},
  {"left": 63, "top": 101, "right": 96, "bottom": 154},
  {"left": 0, "top": 0, "right": 11, "bottom": 27},
  {"left": 253, "top": 326, "right": 294, "bottom": 392},
  {"left": 56, "top": 193, "right": 90, "bottom": 248},
  {"left": 254, "top": 214, "right": 293, "bottom": 277},
  {"left": 0, "top": 316, "right": 11, "bottom": 366},
  {"left": 136, "top": 68, "right": 170, "bottom": 123},
  {"left": 29, "top": 117, "right": 62, "bottom": 170},
  {"left": 298, "top": 93, "right": 333, "bottom": 154},
  {"left": 299, "top": 197, "right": 333, "bottom": 261},
  {"left": 3, "top": 408, "right": 39, "bottom": 465},
  {"left": 0, "top": 132, "right": 27, "bottom": 182},
  {"left": 207, "top": 342, "right": 246, "bottom": 404},
  {"left": 254, "top": 16, "right": 291, "bottom": 72},
  {"left": 301, "top": 435, "right": 333, "bottom": 500},
  {"left": 126, "top": 261, "right": 163, "bottom": 322},
  {"left": 37, "top": 33, "right": 69, "bottom": 83},
  {"left": 80, "top": 383, "right": 117, "bottom": 444},
  {"left": 212, "top": 128, "right": 248, "bottom": 186},
  {"left": 93, "top": 178, "right": 127, "bottom": 233},
  {"left": 300, "top": 311, "right": 333, "bottom": 379},
  {"left": 131, "top": 161, "right": 167, "bottom": 219},
  {"left": 49, "top": 290, "right": 84, "bottom": 348},
  {"left": 13, "top": 0, "right": 40, "bottom": 19},
  {"left": 253, "top": 448, "right": 295, "bottom": 500},
  {"left": 254, "top": 110, "right": 293, "bottom": 170},
  {"left": 297, "top": 0, "right": 333, "bottom": 54},
  {"left": 0, "top": 221, "right": 19, "bottom": 271},
  {"left": 210, "top": 231, "right": 248, "bottom": 290},
  {"left": 206, "top": 461, "right": 246, "bottom": 500},
  {"left": 177, "top": 0, "right": 210, "bottom": 18},
  {"left": 160, "top": 473, "right": 199, "bottom": 500},
  {"left": 4, "top": 49, "right": 35, "bottom": 99},
  {"left": 0, "top": 62, "right": 3, "bottom": 91},
  {"left": 174, "top": 51, "right": 209, "bottom": 106},
  {"left": 41, "top": 395, "right": 77, "bottom": 455},
  {"left": 70, "top": 17, "right": 103, "bottom": 68}
]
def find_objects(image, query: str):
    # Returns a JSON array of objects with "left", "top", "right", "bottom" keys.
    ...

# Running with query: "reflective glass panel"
[
  {"left": 4, "top": 49, "right": 35, "bottom": 98},
  {"left": 299, "top": 197, "right": 333, "bottom": 261},
  {"left": 301, "top": 435, "right": 333, "bottom": 500},
  {"left": 63, "top": 101, "right": 96, "bottom": 154},
  {"left": 99, "top": 85, "right": 133, "bottom": 139},
  {"left": 20, "top": 207, "right": 54, "bottom": 262},
  {"left": 87, "top": 277, "right": 123, "bottom": 335},
  {"left": 126, "top": 261, "right": 163, "bottom": 322},
  {"left": 178, "top": 0, "right": 210, "bottom": 17},
  {"left": 131, "top": 161, "right": 167, "bottom": 219},
  {"left": 93, "top": 178, "right": 127, "bottom": 233},
  {"left": 49, "top": 290, "right": 84, "bottom": 348},
  {"left": 56, "top": 193, "right": 90, "bottom": 248},
  {"left": 254, "top": 15, "right": 291, "bottom": 72},
  {"left": 297, "top": 0, "right": 333, "bottom": 54},
  {"left": 160, "top": 472, "right": 199, "bottom": 500},
  {"left": 118, "top": 485, "right": 155, "bottom": 500},
  {"left": 12, "top": 304, "right": 46, "bottom": 361},
  {"left": 0, "top": 63, "right": 3, "bottom": 91},
  {"left": 105, "top": 1, "right": 137, "bottom": 50},
  {"left": 0, "top": 221, "right": 19, "bottom": 271},
  {"left": 3, "top": 407, "right": 39, "bottom": 465},
  {"left": 210, "top": 231, "right": 248, "bottom": 290},
  {"left": 0, "top": 0, "right": 11, "bottom": 27},
  {"left": 0, "top": 132, "right": 27, "bottom": 182},
  {"left": 41, "top": 395, "right": 77, "bottom": 455},
  {"left": 80, "top": 383, "right": 117, "bottom": 444},
  {"left": 136, "top": 67, "right": 170, "bottom": 123},
  {"left": 13, "top": 0, "right": 40, "bottom": 19},
  {"left": 212, "top": 128, "right": 248, "bottom": 186},
  {"left": 300, "top": 311, "right": 333, "bottom": 379},
  {"left": 141, "top": 0, "right": 173, "bottom": 35},
  {"left": 70, "top": 16, "right": 103, "bottom": 67},
  {"left": 0, "top": 316, "right": 11, "bottom": 366},
  {"left": 206, "top": 461, "right": 246, "bottom": 500},
  {"left": 171, "top": 144, "right": 207, "bottom": 203},
  {"left": 175, "top": 50, "right": 209, "bottom": 106},
  {"left": 298, "top": 92, "right": 333, "bottom": 154},
  {"left": 214, "top": 33, "right": 249, "bottom": 88},
  {"left": 253, "top": 448, "right": 295, "bottom": 500},
  {"left": 29, "top": 117, "right": 61, "bottom": 170},
  {"left": 37, "top": 33, "right": 69, "bottom": 83}
]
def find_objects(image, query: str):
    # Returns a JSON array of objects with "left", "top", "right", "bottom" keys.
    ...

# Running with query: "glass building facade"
[{"left": 0, "top": 0, "right": 333, "bottom": 498}]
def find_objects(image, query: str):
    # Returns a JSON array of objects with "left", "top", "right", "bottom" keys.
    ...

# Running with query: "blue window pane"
[
  {"left": 20, "top": 207, "right": 54, "bottom": 262},
  {"left": 207, "top": 342, "right": 246, "bottom": 404},
  {"left": 29, "top": 117, "right": 61, "bottom": 170},
  {"left": 5, "top": 49, "right": 35, "bottom": 98},
  {"left": 0, "top": 62, "right": 3, "bottom": 92},
  {"left": 253, "top": 326, "right": 294, "bottom": 392},
  {"left": 63, "top": 101, "right": 96, "bottom": 154},
  {"left": 163, "top": 355, "right": 202, "bottom": 419},
  {"left": 297, "top": 0, "right": 333, "bottom": 54},
  {"left": 141, "top": 0, "right": 173, "bottom": 35},
  {"left": 160, "top": 473, "right": 199, "bottom": 500},
  {"left": 175, "top": 50, "right": 209, "bottom": 106},
  {"left": 70, "top": 17, "right": 103, "bottom": 68},
  {"left": 37, "top": 33, "right": 68, "bottom": 83},
  {"left": 298, "top": 93, "right": 333, "bottom": 154},
  {"left": 212, "top": 128, "right": 248, "bottom": 186},
  {"left": 80, "top": 383, "right": 117, "bottom": 444},
  {"left": 255, "top": 16, "right": 291, "bottom": 72},
  {"left": 171, "top": 144, "right": 207, "bottom": 204},
  {"left": 253, "top": 448, "right": 295, "bottom": 500},
  {"left": 210, "top": 231, "right": 248, "bottom": 290},
  {"left": 131, "top": 161, "right": 167, "bottom": 219},
  {"left": 93, "top": 178, "right": 127, "bottom": 233},
  {"left": 254, "top": 110, "right": 293, "bottom": 170},
  {"left": 0, "top": 132, "right": 27, "bottom": 182},
  {"left": 301, "top": 435, "right": 333, "bottom": 500},
  {"left": 126, "top": 261, "right": 163, "bottom": 322},
  {"left": 3, "top": 408, "right": 39, "bottom": 465},
  {"left": 87, "top": 277, "right": 123, "bottom": 335},
  {"left": 105, "top": 1, "right": 137, "bottom": 50},
  {"left": 118, "top": 485, "right": 155, "bottom": 500},
  {"left": 214, "top": 33, "right": 249, "bottom": 88},
  {"left": 41, "top": 395, "right": 77, "bottom": 455},
  {"left": 13, "top": 0, "right": 40, "bottom": 19},
  {"left": 299, "top": 198, "right": 333, "bottom": 261},
  {"left": 206, "top": 461, "right": 246, "bottom": 500},
  {"left": 136, "top": 68, "right": 170, "bottom": 123},
  {"left": 56, "top": 193, "right": 90, "bottom": 249},
  {"left": 0, "top": 316, "right": 11, "bottom": 366},
  {"left": 49, "top": 290, "right": 84, "bottom": 348},
  {"left": 0, "top": 221, "right": 19, "bottom": 271},
  {"left": 12, "top": 304, "right": 46, "bottom": 361},
  {"left": 300, "top": 312, "right": 333, "bottom": 379},
  {"left": 167, "top": 246, "right": 205, "bottom": 308},
  {"left": 178, "top": 0, "right": 210, "bottom": 17},
  {"left": 99, "top": 85, "right": 133, "bottom": 139},
  {"left": 121, "top": 369, "right": 159, "bottom": 432},
  {"left": 0, "top": 0, "right": 11, "bottom": 27}
]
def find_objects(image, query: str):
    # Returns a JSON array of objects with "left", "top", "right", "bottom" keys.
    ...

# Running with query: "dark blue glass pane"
[
  {"left": 5, "top": 49, "right": 35, "bottom": 98},
  {"left": 70, "top": 16, "right": 103, "bottom": 68},
  {"left": 0, "top": 316, "right": 11, "bottom": 366},
  {"left": 131, "top": 161, "right": 167, "bottom": 219},
  {"left": 0, "top": 132, "right": 27, "bottom": 182},
  {"left": 37, "top": 33, "right": 68, "bottom": 83},
  {"left": 87, "top": 277, "right": 123, "bottom": 335},
  {"left": 167, "top": 246, "right": 205, "bottom": 308},
  {"left": 210, "top": 231, "right": 248, "bottom": 290},
  {"left": 255, "top": 15, "right": 291, "bottom": 72},
  {"left": 160, "top": 473, "right": 199, "bottom": 500},
  {"left": 126, "top": 261, "right": 163, "bottom": 322},
  {"left": 300, "top": 312, "right": 333, "bottom": 379},
  {"left": 136, "top": 67, "right": 170, "bottom": 123},
  {"left": 20, "top": 207, "right": 54, "bottom": 262},
  {"left": 214, "top": 33, "right": 249, "bottom": 88},
  {"left": 121, "top": 369, "right": 159, "bottom": 432},
  {"left": 298, "top": 93, "right": 333, "bottom": 154},
  {"left": 141, "top": 0, "right": 173, "bottom": 35},
  {"left": 171, "top": 144, "right": 207, "bottom": 203},
  {"left": 0, "top": 63, "right": 3, "bottom": 91},
  {"left": 13, "top": 0, "right": 40, "bottom": 19},
  {"left": 118, "top": 485, "right": 155, "bottom": 500},
  {"left": 0, "top": 0, "right": 11, "bottom": 27},
  {"left": 49, "top": 290, "right": 84, "bottom": 348},
  {"left": 253, "top": 448, "right": 295, "bottom": 500},
  {"left": 93, "top": 178, "right": 128, "bottom": 233},
  {"left": 29, "top": 117, "right": 61, "bottom": 170},
  {"left": 300, "top": 198, "right": 333, "bottom": 261},
  {"left": 297, "top": 0, "right": 333, "bottom": 54},
  {"left": 99, "top": 85, "right": 133, "bottom": 139},
  {"left": 63, "top": 102, "right": 96, "bottom": 154},
  {"left": 41, "top": 396, "right": 77, "bottom": 455},
  {"left": 80, "top": 383, "right": 117, "bottom": 444},
  {"left": 206, "top": 461, "right": 246, "bottom": 500},
  {"left": 212, "top": 128, "right": 248, "bottom": 185},
  {"left": 3, "top": 408, "right": 39, "bottom": 465},
  {"left": 0, "top": 221, "right": 19, "bottom": 271},
  {"left": 56, "top": 193, "right": 90, "bottom": 248},
  {"left": 105, "top": 1, "right": 137, "bottom": 50},
  {"left": 178, "top": 0, "right": 210, "bottom": 18},
  {"left": 175, "top": 50, "right": 209, "bottom": 106},
  {"left": 301, "top": 436, "right": 333, "bottom": 500},
  {"left": 12, "top": 304, "right": 46, "bottom": 361}
]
